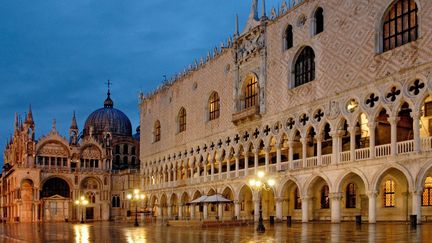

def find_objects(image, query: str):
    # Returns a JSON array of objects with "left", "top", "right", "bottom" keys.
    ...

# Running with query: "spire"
[
  {"left": 25, "top": 105, "right": 34, "bottom": 125},
  {"left": 52, "top": 119, "right": 57, "bottom": 132},
  {"left": 70, "top": 111, "right": 78, "bottom": 130},
  {"left": 251, "top": 0, "right": 259, "bottom": 20},
  {"left": 235, "top": 14, "right": 239, "bottom": 36},
  {"left": 261, "top": 0, "right": 267, "bottom": 19},
  {"left": 14, "top": 112, "right": 18, "bottom": 129},
  {"left": 104, "top": 80, "right": 114, "bottom": 108}
]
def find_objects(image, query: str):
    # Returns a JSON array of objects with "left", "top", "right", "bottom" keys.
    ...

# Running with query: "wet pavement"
[{"left": 0, "top": 221, "right": 431, "bottom": 243}]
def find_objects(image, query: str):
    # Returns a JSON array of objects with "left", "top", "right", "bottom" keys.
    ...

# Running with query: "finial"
[
  {"left": 14, "top": 112, "right": 18, "bottom": 129},
  {"left": 52, "top": 119, "right": 57, "bottom": 132},
  {"left": 261, "top": 0, "right": 267, "bottom": 19},
  {"left": 104, "top": 80, "right": 114, "bottom": 108},
  {"left": 251, "top": 0, "right": 258, "bottom": 20},
  {"left": 70, "top": 111, "right": 78, "bottom": 129},
  {"left": 25, "top": 105, "right": 34, "bottom": 124}
]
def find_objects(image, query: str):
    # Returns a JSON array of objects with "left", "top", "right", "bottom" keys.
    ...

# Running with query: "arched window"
[
  {"left": 178, "top": 108, "right": 186, "bottom": 133},
  {"left": 123, "top": 144, "right": 128, "bottom": 154},
  {"left": 383, "top": 0, "right": 418, "bottom": 52},
  {"left": 243, "top": 75, "right": 258, "bottom": 109},
  {"left": 321, "top": 185, "right": 330, "bottom": 209},
  {"left": 131, "top": 147, "right": 136, "bottom": 155},
  {"left": 285, "top": 25, "right": 293, "bottom": 50},
  {"left": 115, "top": 145, "right": 120, "bottom": 154},
  {"left": 314, "top": 7, "right": 324, "bottom": 35},
  {"left": 115, "top": 155, "right": 120, "bottom": 164},
  {"left": 294, "top": 187, "right": 302, "bottom": 209},
  {"left": 112, "top": 195, "right": 121, "bottom": 208},
  {"left": 294, "top": 46, "right": 315, "bottom": 87},
  {"left": 346, "top": 183, "right": 356, "bottom": 208},
  {"left": 154, "top": 120, "right": 161, "bottom": 142},
  {"left": 123, "top": 156, "right": 128, "bottom": 164},
  {"left": 384, "top": 179, "right": 395, "bottom": 207},
  {"left": 422, "top": 177, "right": 432, "bottom": 206},
  {"left": 208, "top": 92, "right": 220, "bottom": 121},
  {"left": 86, "top": 192, "right": 96, "bottom": 204}
]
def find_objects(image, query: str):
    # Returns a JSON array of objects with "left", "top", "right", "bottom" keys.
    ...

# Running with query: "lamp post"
[
  {"left": 249, "top": 171, "right": 275, "bottom": 233},
  {"left": 127, "top": 189, "right": 145, "bottom": 227},
  {"left": 74, "top": 196, "right": 89, "bottom": 223}
]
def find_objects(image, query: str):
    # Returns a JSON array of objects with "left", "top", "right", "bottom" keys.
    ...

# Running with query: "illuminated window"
[
  {"left": 243, "top": 75, "right": 258, "bottom": 109},
  {"left": 154, "top": 120, "right": 161, "bottom": 142},
  {"left": 346, "top": 183, "right": 356, "bottom": 208},
  {"left": 294, "top": 46, "right": 315, "bottom": 87},
  {"left": 294, "top": 187, "right": 302, "bottom": 209},
  {"left": 384, "top": 179, "right": 395, "bottom": 207},
  {"left": 383, "top": 0, "right": 418, "bottom": 52},
  {"left": 422, "top": 177, "right": 432, "bottom": 206},
  {"left": 178, "top": 108, "right": 186, "bottom": 133},
  {"left": 208, "top": 92, "right": 220, "bottom": 121},
  {"left": 321, "top": 185, "right": 330, "bottom": 209}
]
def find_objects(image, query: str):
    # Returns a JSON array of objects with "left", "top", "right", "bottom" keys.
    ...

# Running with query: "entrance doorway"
[{"left": 86, "top": 207, "right": 94, "bottom": 220}]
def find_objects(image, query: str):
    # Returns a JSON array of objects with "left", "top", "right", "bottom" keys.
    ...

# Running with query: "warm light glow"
[
  {"left": 140, "top": 194, "right": 145, "bottom": 199},
  {"left": 255, "top": 181, "right": 262, "bottom": 187},
  {"left": 83, "top": 200, "right": 89, "bottom": 206},
  {"left": 75, "top": 200, "right": 80, "bottom": 205},
  {"left": 80, "top": 196, "right": 85, "bottom": 201},
  {"left": 74, "top": 224, "right": 90, "bottom": 243},
  {"left": 268, "top": 179, "right": 275, "bottom": 186},
  {"left": 249, "top": 179, "right": 256, "bottom": 186},
  {"left": 257, "top": 171, "right": 265, "bottom": 178},
  {"left": 127, "top": 194, "right": 132, "bottom": 200},
  {"left": 134, "top": 189, "right": 139, "bottom": 194}
]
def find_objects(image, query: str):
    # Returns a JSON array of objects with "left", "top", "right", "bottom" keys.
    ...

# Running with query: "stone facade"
[
  {"left": 0, "top": 93, "right": 140, "bottom": 223},
  {"left": 140, "top": 0, "right": 432, "bottom": 223}
]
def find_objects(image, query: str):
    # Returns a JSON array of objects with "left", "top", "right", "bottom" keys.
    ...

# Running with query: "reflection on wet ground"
[{"left": 0, "top": 221, "right": 431, "bottom": 243}]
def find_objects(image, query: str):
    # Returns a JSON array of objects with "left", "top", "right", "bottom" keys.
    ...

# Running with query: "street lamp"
[
  {"left": 75, "top": 196, "right": 89, "bottom": 223},
  {"left": 127, "top": 189, "right": 145, "bottom": 227},
  {"left": 249, "top": 171, "right": 275, "bottom": 233}
]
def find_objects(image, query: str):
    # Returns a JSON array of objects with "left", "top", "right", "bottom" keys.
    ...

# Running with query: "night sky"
[{"left": 0, "top": 0, "right": 281, "bottom": 165}]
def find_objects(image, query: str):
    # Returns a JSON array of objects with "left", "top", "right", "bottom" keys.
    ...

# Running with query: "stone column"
[
  {"left": 218, "top": 203, "right": 223, "bottom": 220},
  {"left": 254, "top": 199, "right": 260, "bottom": 222},
  {"left": 301, "top": 138, "right": 307, "bottom": 168},
  {"left": 211, "top": 162, "right": 214, "bottom": 181},
  {"left": 244, "top": 152, "right": 249, "bottom": 175},
  {"left": 330, "top": 193, "right": 342, "bottom": 223},
  {"left": 412, "top": 191, "right": 422, "bottom": 224},
  {"left": 203, "top": 203, "right": 208, "bottom": 220},
  {"left": 388, "top": 116, "right": 399, "bottom": 156},
  {"left": 301, "top": 196, "right": 309, "bottom": 223},
  {"left": 349, "top": 126, "right": 356, "bottom": 161},
  {"left": 178, "top": 205, "right": 183, "bottom": 219},
  {"left": 264, "top": 147, "right": 270, "bottom": 172},
  {"left": 218, "top": 159, "right": 223, "bottom": 180},
  {"left": 412, "top": 111, "right": 421, "bottom": 152},
  {"left": 235, "top": 155, "right": 239, "bottom": 177},
  {"left": 275, "top": 197, "right": 283, "bottom": 221},
  {"left": 234, "top": 200, "right": 241, "bottom": 220},
  {"left": 157, "top": 205, "right": 162, "bottom": 220},
  {"left": 254, "top": 149, "right": 259, "bottom": 172},
  {"left": 317, "top": 134, "right": 322, "bottom": 165},
  {"left": 203, "top": 163, "right": 208, "bottom": 182},
  {"left": 167, "top": 204, "right": 172, "bottom": 219},
  {"left": 368, "top": 191, "right": 377, "bottom": 223},
  {"left": 190, "top": 205, "right": 195, "bottom": 220},
  {"left": 288, "top": 140, "right": 294, "bottom": 169},
  {"left": 368, "top": 122, "right": 376, "bottom": 158},
  {"left": 276, "top": 145, "right": 281, "bottom": 171}
]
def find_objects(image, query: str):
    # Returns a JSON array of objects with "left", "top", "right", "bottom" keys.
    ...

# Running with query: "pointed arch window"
[
  {"left": 346, "top": 183, "right": 356, "bottom": 208},
  {"left": 243, "top": 75, "right": 258, "bottom": 109},
  {"left": 294, "top": 46, "right": 315, "bottom": 87},
  {"left": 285, "top": 25, "right": 293, "bottom": 50},
  {"left": 383, "top": 0, "right": 418, "bottom": 52},
  {"left": 422, "top": 177, "right": 432, "bottom": 206},
  {"left": 314, "top": 7, "right": 324, "bottom": 35},
  {"left": 384, "top": 179, "right": 395, "bottom": 207},
  {"left": 178, "top": 108, "right": 186, "bottom": 133},
  {"left": 208, "top": 92, "right": 220, "bottom": 121},
  {"left": 321, "top": 185, "right": 330, "bottom": 209},
  {"left": 154, "top": 120, "right": 161, "bottom": 142}
]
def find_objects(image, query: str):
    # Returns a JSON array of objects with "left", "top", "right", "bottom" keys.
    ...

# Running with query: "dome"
[{"left": 83, "top": 91, "right": 132, "bottom": 138}]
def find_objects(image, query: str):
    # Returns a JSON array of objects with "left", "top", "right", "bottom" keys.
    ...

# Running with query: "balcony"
[
  {"left": 145, "top": 136, "right": 432, "bottom": 191},
  {"left": 232, "top": 105, "right": 260, "bottom": 125}
]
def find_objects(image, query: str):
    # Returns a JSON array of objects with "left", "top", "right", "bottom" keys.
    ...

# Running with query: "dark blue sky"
[{"left": 0, "top": 0, "right": 280, "bottom": 165}]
